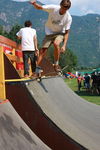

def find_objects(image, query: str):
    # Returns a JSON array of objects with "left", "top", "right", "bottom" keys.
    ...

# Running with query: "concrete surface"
[
  {"left": 0, "top": 99, "right": 51, "bottom": 150},
  {"left": 26, "top": 77, "right": 100, "bottom": 150},
  {"left": 4, "top": 54, "right": 100, "bottom": 150}
]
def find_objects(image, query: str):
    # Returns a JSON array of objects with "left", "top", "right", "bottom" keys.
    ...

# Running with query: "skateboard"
[
  {"left": 35, "top": 65, "right": 65, "bottom": 82},
  {"left": 30, "top": 66, "right": 43, "bottom": 82},
  {"left": 4, "top": 65, "right": 67, "bottom": 84}
]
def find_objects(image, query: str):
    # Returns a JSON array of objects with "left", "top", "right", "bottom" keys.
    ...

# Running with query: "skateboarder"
[
  {"left": 30, "top": 0, "right": 72, "bottom": 72},
  {"left": 16, "top": 20, "right": 39, "bottom": 78}
]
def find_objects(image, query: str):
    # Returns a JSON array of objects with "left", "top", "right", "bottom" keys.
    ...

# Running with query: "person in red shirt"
[{"left": 77, "top": 73, "right": 83, "bottom": 92}]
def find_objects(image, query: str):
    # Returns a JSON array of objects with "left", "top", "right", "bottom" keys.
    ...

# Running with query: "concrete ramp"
[
  {"left": 0, "top": 99, "right": 51, "bottom": 150},
  {"left": 26, "top": 77, "right": 100, "bottom": 150},
  {"left": 4, "top": 54, "right": 100, "bottom": 150}
]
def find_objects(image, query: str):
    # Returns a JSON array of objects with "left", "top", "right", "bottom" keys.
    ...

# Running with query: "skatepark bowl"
[{"left": 0, "top": 35, "right": 100, "bottom": 150}]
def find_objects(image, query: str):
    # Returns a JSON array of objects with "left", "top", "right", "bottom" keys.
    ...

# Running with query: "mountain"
[
  {"left": 69, "top": 14, "right": 100, "bottom": 67},
  {"left": 0, "top": 0, "right": 47, "bottom": 39},
  {"left": 0, "top": 0, "right": 100, "bottom": 67}
]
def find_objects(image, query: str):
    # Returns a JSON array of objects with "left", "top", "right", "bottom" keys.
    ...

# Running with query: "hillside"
[
  {"left": 0, "top": 0, "right": 100, "bottom": 67},
  {"left": 70, "top": 14, "right": 100, "bottom": 67},
  {"left": 0, "top": 0, "right": 47, "bottom": 40}
]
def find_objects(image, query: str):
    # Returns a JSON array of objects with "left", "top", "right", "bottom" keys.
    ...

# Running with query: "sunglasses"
[{"left": 61, "top": 5, "right": 69, "bottom": 9}]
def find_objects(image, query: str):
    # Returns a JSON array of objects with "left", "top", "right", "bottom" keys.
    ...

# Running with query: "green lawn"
[{"left": 64, "top": 78, "right": 100, "bottom": 105}]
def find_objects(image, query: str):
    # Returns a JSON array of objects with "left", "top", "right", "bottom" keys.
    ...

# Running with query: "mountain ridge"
[{"left": 0, "top": 0, "right": 100, "bottom": 67}]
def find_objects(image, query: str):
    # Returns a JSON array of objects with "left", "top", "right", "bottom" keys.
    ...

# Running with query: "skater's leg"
[{"left": 37, "top": 48, "right": 47, "bottom": 65}]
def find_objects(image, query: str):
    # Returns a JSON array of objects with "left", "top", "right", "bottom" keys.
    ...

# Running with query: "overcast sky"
[
  {"left": 12, "top": 0, "right": 100, "bottom": 16},
  {"left": 39, "top": 0, "right": 100, "bottom": 16}
]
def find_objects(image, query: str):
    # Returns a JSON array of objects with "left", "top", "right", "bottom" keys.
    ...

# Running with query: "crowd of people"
[{"left": 77, "top": 72, "right": 100, "bottom": 95}]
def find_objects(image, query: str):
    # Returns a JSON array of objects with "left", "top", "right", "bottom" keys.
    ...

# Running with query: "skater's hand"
[
  {"left": 29, "top": 0, "right": 36, "bottom": 4},
  {"left": 60, "top": 46, "right": 66, "bottom": 53}
]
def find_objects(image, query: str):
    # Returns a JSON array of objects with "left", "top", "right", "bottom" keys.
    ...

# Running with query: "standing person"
[
  {"left": 77, "top": 73, "right": 83, "bottom": 92},
  {"left": 30, "top": 0, "right": 72, "bottom": 72},
  {"left": 16, "top": 20, "right": 39, "bottom": 78},
  {"left": 84, "top": 73, "right": 91, "bottom": 92},
  {"left": 91, "top": 72, "right": 97, "bottom": 94}
]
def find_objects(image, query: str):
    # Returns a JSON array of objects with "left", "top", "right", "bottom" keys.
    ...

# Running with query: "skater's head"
[
  {"left": 24, "top": 20, "right": 32, "bottom": 27},
  {"left": 60, "top": 0, "right": 71, "bottom": 10}
]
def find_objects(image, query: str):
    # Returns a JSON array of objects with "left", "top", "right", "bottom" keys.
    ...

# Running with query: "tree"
[
  {"left": 47, "top": 46, "right": 78, "bottom": 72},
  {"left": 0, "top": 25, "right": 9, "bottom": 37},
  {"left": 0, "top": 25, "right": 3, "bottom": 35},
  {"left": 59, "top": 49, "right": 77, "bottom": 72},
  {"left": 7, "top": 24, "right": 23, "bottom": 43}
]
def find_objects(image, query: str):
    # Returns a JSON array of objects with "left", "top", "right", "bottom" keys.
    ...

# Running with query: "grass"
[{"left": 64, "top": 78, "right": 100, "bottom": 105}]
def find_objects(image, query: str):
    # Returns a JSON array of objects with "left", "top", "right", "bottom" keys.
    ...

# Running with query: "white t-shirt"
[
  {"left": 16, "top": 27, "right": 36, "bottom": 51},
  {"left": 42, "top": 5, "right": 72, "bottom": 35}
]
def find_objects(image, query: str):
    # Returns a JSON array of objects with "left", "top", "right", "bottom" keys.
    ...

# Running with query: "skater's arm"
[
  {"left": 60, "top": 15, "right": 72, "bottom": 53},
  {"left": 61, "top": 30, "right": 70, "bottom": 53},
  {"left": 30, "top": 1, "right": 54, "bottom": 12},
  {"left": 30, "top": 1, "right": 43, "bottom": 10},
  {"left": 63, "top": 30, "right": 70, "bottom": 48}
]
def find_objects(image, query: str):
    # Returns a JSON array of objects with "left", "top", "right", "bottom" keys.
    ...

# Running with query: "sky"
[
  {"left": 39, "top": 0, "right": 100, "bottom": 16},
  {"left": 12, "top": 0, "right": 100, "bottom": 16}
]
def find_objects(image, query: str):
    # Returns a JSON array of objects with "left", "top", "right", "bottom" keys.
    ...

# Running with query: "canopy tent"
[{"left": 92, "top": 68, "right": 100, "bottom": 74}]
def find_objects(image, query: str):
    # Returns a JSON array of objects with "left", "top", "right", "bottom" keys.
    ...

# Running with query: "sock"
[{"left": 54, "top": 61, "right": 59, "bottom": 65}]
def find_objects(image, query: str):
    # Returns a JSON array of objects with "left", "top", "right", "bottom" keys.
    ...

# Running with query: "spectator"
[
  {"left": 96, "top": 73, "right": 100, "bottom": 95},
  {"left": 77, "top": 73, "right": 83, "bottom": 92},
  {"left": 84, "top": 73, "right": 91, "bottom": 91},
  {"left": 91, "top": 72, "right": 97, "bottom": 94},
  {"left": 16, "top": 20, "right": 39, "bottom": 78}
]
